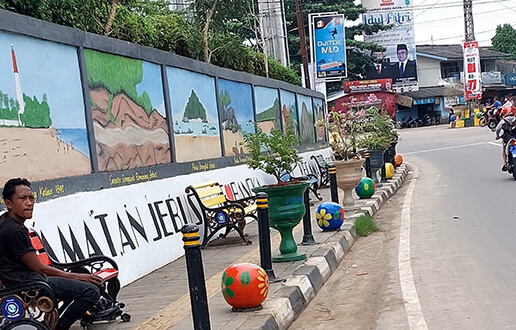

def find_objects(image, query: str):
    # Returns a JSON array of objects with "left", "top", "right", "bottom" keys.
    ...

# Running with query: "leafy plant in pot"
[
  {"left": 316, "top": 108, "right": 366, "bottom": 207},
  {"left": 358, "top": 107, "right": 397, "bottom": 182},
  {"left": 242, "top": 125, "right": 309, "bottom": 262}
]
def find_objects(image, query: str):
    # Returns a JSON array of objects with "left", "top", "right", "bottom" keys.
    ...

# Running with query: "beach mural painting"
[
  {"left": 297, "top": 94, "right": 315, "bottom": 144},
  {"left": 84, "top": 50, "right": 171, "bottom": 171},
  {"left": 167, "top": 67, "right": 221, "bottom": 162},
  {"left": 254, "top": 86, "right": 281, "bottom": 133},
  {"left": 0, "top": 32, "right": 91, "bottom": 184},
  {"left": 313, "top": 98, "right": 326, "bottom": 142},
  {"left": 217, "top": 79, "right": 255, "bottom": 156},
  {"left": 280, "top": 89, "right": 299, "bottom": 135}
]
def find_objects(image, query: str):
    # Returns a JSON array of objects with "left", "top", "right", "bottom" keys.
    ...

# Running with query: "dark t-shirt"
[{"left": 0, "top": 213, "right": 46, "bottom": 287}]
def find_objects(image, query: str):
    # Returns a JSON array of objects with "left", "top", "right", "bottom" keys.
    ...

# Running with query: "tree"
[{"left": 492, "top": 24, "right": 516, "bottom": 58}]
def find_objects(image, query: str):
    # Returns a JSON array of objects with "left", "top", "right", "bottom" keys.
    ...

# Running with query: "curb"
[{"left": 237, "top": 164, "right": 409, "bottom": 330}]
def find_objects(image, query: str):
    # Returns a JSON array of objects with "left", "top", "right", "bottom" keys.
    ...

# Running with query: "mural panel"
[
  {"left": 254, "top": 86, "right": 281, "bottom": 133},
  {"left": 297, "top": 94, "right": 315, "bottom": 144},
  {"left": 280, "top": 89, "right": 299, "bottom": 135},
  {"left": 217, "top": 79, "right": 255, "bottom": 156},
  {"left": 313, "top": 98, "right": 326, "bottom": 142},
  {"left": 85, "top": 50, "right": 170, "bottom": 171},
  {"left": 167, "top": 68, "right": 221, "bottom": 162},
  {"left": 0, "top": 32, "right": 91, "bottom": 184}
]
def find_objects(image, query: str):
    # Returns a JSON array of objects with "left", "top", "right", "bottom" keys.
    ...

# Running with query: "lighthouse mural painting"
[{"left": 0, "top": 31, "right": 91, "bottom": 184}]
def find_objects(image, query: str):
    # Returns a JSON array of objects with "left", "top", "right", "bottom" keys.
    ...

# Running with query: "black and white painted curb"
[{"left": 238, "top": 164, "right": 409, "bottom": 330}]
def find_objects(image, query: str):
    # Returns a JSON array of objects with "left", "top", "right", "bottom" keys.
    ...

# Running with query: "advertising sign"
[
  {"left": 343, "top": 79, "right": 393, "bottom": 93},
  {"left": 481, "top": 71, "right": 502, "bottom": 84},
  {"left": 361, "top": 0, "right": 418, "bottom": 93},
  {"left": 506, "top": 73, "right": 516, "bottom": 85},
  {"left": 463, "top": 41, "right": 482, "bottom": 100},
  {"left": 311, "top": 14, "right": 347, "bottom": 80}
]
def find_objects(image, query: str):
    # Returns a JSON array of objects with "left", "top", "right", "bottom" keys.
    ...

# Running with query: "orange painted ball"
[
  {"left": 221, "top": 263, "right": 268, "bottom": 309},
  {"left": 395, "top": 154, "right": 403, "bottom": 167}
]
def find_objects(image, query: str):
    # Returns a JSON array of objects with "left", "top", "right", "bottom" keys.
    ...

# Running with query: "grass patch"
[{"left": 354, "top": 214, "right": 378, "bottom": 237}]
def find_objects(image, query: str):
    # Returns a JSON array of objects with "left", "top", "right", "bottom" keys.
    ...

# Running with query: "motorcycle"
[
  {"left": 407, "top": 116, "right": 423, "bottom": 128},
  {"left": 478, "top": 110, "right": 489, "bottom": 127},
  {"left": 506, "top": 138, "right": 516, "bottom": 180}
]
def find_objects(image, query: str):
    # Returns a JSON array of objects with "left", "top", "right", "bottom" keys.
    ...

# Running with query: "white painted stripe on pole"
[
  {"left": 399, "top": 175, "right": 428, "bottom": 330},
  {"left": 403, "top": 141, "right": 489, "bottom": 155}
]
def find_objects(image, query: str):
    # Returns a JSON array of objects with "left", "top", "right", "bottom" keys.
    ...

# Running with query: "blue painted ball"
[
  {"left": 316, "top": 202, "right": 344, "bottom": 231},
  {"left": 450, "top": 115, "right": 456, "bottom": 121},
  {"left": 355, "top": 177, "right": 375, "bottom": 199}
]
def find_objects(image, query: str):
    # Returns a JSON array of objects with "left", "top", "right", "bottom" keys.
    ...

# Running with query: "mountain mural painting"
[
  {"left": 85, "top": 50, "right": 171, "bottom": 171},
  {"left": 254, "top": 86, "right": 281, "bottom": 134},
  {"left": 167, "top": 67, "right": 221, "bottom": 162}
]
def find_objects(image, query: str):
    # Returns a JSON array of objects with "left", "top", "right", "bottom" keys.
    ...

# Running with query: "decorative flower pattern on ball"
[
  {"left": 317, "top": 208, "right": 333, "bottom": 228},
  {"left": 221, "top": 271, "right": 234, "bottom": 299},
  {"left": 257, "top": 268, "right": 268, "bottom": 297}
]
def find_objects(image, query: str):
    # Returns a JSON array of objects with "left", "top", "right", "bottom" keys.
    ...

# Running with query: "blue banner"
[
  {"left": 312, "top": 14, "right": 347, "bottom": 80},
  {"left": 506, "top": 73, "right": 516, "bottom": 85}
]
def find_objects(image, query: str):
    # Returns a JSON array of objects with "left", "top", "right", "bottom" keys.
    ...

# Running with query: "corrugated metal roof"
[
  {"left": 402, "top": 86, "right": 462, "bottom": 98},
  {"left": 417, "top": 44, "right": 511, "bottom": 60}
]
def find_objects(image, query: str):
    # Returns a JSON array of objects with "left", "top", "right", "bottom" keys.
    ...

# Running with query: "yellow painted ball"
[{"left": 385, "top": 163, "right": 395, "bottom": 179}]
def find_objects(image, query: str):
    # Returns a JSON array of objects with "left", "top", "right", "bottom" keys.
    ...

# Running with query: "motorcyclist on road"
[{"left": 495, "top": 113, "right": 516, "bottom": 171}]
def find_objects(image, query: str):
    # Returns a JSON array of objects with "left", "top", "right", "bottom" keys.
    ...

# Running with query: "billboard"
[
  {"left": 362, "top": 0, "right": 418, "bottom": 93},
  {"left": 310, "top": 14, "right": 347, "bottom": 80},
  {"left": 463, "top": 41, "right": 482, "bottom": 99},
  {"left": 343, "top": 79, "right": 393, "bottom": 93}
]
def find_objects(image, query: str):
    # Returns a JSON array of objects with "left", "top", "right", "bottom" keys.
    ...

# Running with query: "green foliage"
[
  {"left": 0, "top": 90, "right": 19, "bottom": 121},
  {"left": 20, "top": 94, "right": 52, "bottom": 128},
  {"left": 184, "top": 90, "right": 207, "bottom": 120},
  {"left": 84, "top": 49, "right": 154, "bottom": 115},
  {"left": 242, "top": 124, "right": 301, "bottom": 183},
  {"left": 354, "top": 214, "right": 378, "bottom": 237},
  {"left": 358, "top": 107, "right": 397, "bottom": 151},
  {"left": 492, "top": 24, "right": 516, "bottom": 58}
]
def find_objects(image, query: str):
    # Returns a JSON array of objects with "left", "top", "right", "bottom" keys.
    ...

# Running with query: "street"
[{"left": 290, "top": 125, "right": 516, "bottom": 329}]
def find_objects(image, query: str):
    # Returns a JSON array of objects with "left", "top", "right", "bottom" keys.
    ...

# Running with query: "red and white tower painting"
[{"left": 11, "top": 44, "right": 25, "bottom": 126}]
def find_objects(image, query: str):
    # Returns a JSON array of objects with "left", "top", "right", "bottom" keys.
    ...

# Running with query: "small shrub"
[{"left": 354, "top": 214, "right": 378, "bottom": 237}]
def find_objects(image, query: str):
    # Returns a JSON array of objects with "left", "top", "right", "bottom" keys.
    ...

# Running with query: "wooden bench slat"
[
  {"left": 38, "top": 252, "right": 51, "bottom": 266},
  {"left": 31, "top": 236, "right": 44, "bottom": 251},
  {"left": 94, "top": 268, "right": 119, "bottom": 281},
  {"left": 196, "top": 185, "right": 224, "bottom": 198},
  {"left": 201, "top": 195, "right": 228, "bottom": 208},
  {"left": 190, "top": 181, "right": 218, "bottom": 190},
  {"left": 244, "top": 204, "right": 257, "bottom": 214}
]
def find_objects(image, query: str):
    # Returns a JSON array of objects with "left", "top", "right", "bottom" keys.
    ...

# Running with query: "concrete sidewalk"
[{"left": 88, "top": 164, "right": 409, "bottom": 330}]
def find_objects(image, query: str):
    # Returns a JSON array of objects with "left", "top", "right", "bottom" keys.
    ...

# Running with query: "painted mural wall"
[
  {"left": 280, "top": 89, "right": 299, "bottom": 135},
  {"left": 297, "top": 94, "right": 315, "bottom": 144},
  {"left": 313, "top": 98, "right": 326, "bottom": 143},
  {"left": 0, "top": 9, "right": 328, "bottom": 288},
  {"left": 0, "top": 31, "right": 91, "bottom": 184},
  {"left": 85, "top": 50, "right": 171, "bottom": 171},
  {"left": 167, "top": 67, "right": 221, "bottom": 162},
  {"left": 254, "top": 86, "right": 281, "bottom": 133},
  {"left": 217, "top": 79, "right": 255, "bottom": 156}
]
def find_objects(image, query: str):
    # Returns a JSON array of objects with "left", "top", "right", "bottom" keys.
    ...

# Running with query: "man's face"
[
  {"left": 397, "top": 49, "right": 408, "bottom": 62},
  {"left": 372, "top": 52, "right": 384, "bottom": 64},
  {"left": 5, "top": 185, "right": 34, "bottom": 222}
]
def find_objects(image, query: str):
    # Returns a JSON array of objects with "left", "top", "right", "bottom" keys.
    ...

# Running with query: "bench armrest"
[
  {"left": 0, "top": 280, "right": 57, "bottom": 304},
  {"left": 51, "top": 255, "right": 119, "bottom": 273}
]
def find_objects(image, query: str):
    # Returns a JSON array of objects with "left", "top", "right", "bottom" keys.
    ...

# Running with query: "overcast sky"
[{"left": 412, "top": 0, "right": 516, "bottom": 46}]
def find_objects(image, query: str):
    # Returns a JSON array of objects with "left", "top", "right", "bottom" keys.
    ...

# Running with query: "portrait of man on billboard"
[
  {"left": 365, "top": 50, "right": 396, "bottom": 79},
  {"left": 391, "top": 44, "right": 417, "bottom": 81}
]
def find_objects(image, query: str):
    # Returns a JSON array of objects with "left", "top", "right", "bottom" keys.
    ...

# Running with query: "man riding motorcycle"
[{"left": 495, "top": 113, "right": 516, "bottom": 171}]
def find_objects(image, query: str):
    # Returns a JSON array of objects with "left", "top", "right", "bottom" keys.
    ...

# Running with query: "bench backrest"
[
  {"left": 188, "top": 181, "right": 228, "bottom": 208},
  {"left": 313, "top": 154, "right": 328, "bottom": 168},
  {"left": 28, "top": 230, "right": 52, "bottom": 266}
]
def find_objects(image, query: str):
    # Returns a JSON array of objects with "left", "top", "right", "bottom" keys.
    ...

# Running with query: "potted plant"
[
  {"left": 242, "top": 125, "right": 309, "bottom": 262},
  {"left": 316, "top": 107, "right": 366, "bottom": 207},
  {"left": 358, "top": 107, "right": 395, "bottom": 182}
]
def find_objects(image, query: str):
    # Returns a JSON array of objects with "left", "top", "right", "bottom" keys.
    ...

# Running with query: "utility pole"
[
  {"left": 294, "top": 0, "right": 310, "bottom": 89},
  {"left": 258, "top": 0, "right": 289, "bottom": 67},
  {"left": 463, "top": 0, "right": 475, "bottom": 42}
]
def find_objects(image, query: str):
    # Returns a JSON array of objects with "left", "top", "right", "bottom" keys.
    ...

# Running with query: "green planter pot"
[{"left": 253, "top": 181, "right": 309, "bottom": 263}]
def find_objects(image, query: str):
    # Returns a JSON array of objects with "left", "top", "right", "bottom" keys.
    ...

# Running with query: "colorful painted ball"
[
  {"left": 221, "top": 263, "right": 268, "bottom": 309},
  {"left": 394, "top": 154, "right": 403, "bottom": 167},
  {"left": 475, "top": 111, "right": 483, "bottom": 119},
  {"left": 316, "top": 202, "right": 344, "bottom": 231},
  {"left": 450, "top": 115, "right": 456, "bottom": 121},
  {"left": 385, "top": 162, "right": 395, "bottom": 179},
  {"left": 355, "top": 177, "right": 375, "bottom": 199}
]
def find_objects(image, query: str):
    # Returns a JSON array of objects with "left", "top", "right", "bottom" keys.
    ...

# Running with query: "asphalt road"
[{"left": 291, "top": 124, "right": 516, "bottom": 329}]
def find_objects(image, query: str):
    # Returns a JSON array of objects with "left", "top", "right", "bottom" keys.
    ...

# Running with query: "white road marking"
[
  {"left": 488, "top": 141, "right": 502, "bottom": 147},
  {"left": 399, "top": 168, "right": 428, "bottom": 330},
  {"left": 403, "top": 141, "right": 490, "bottom": 155}
]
